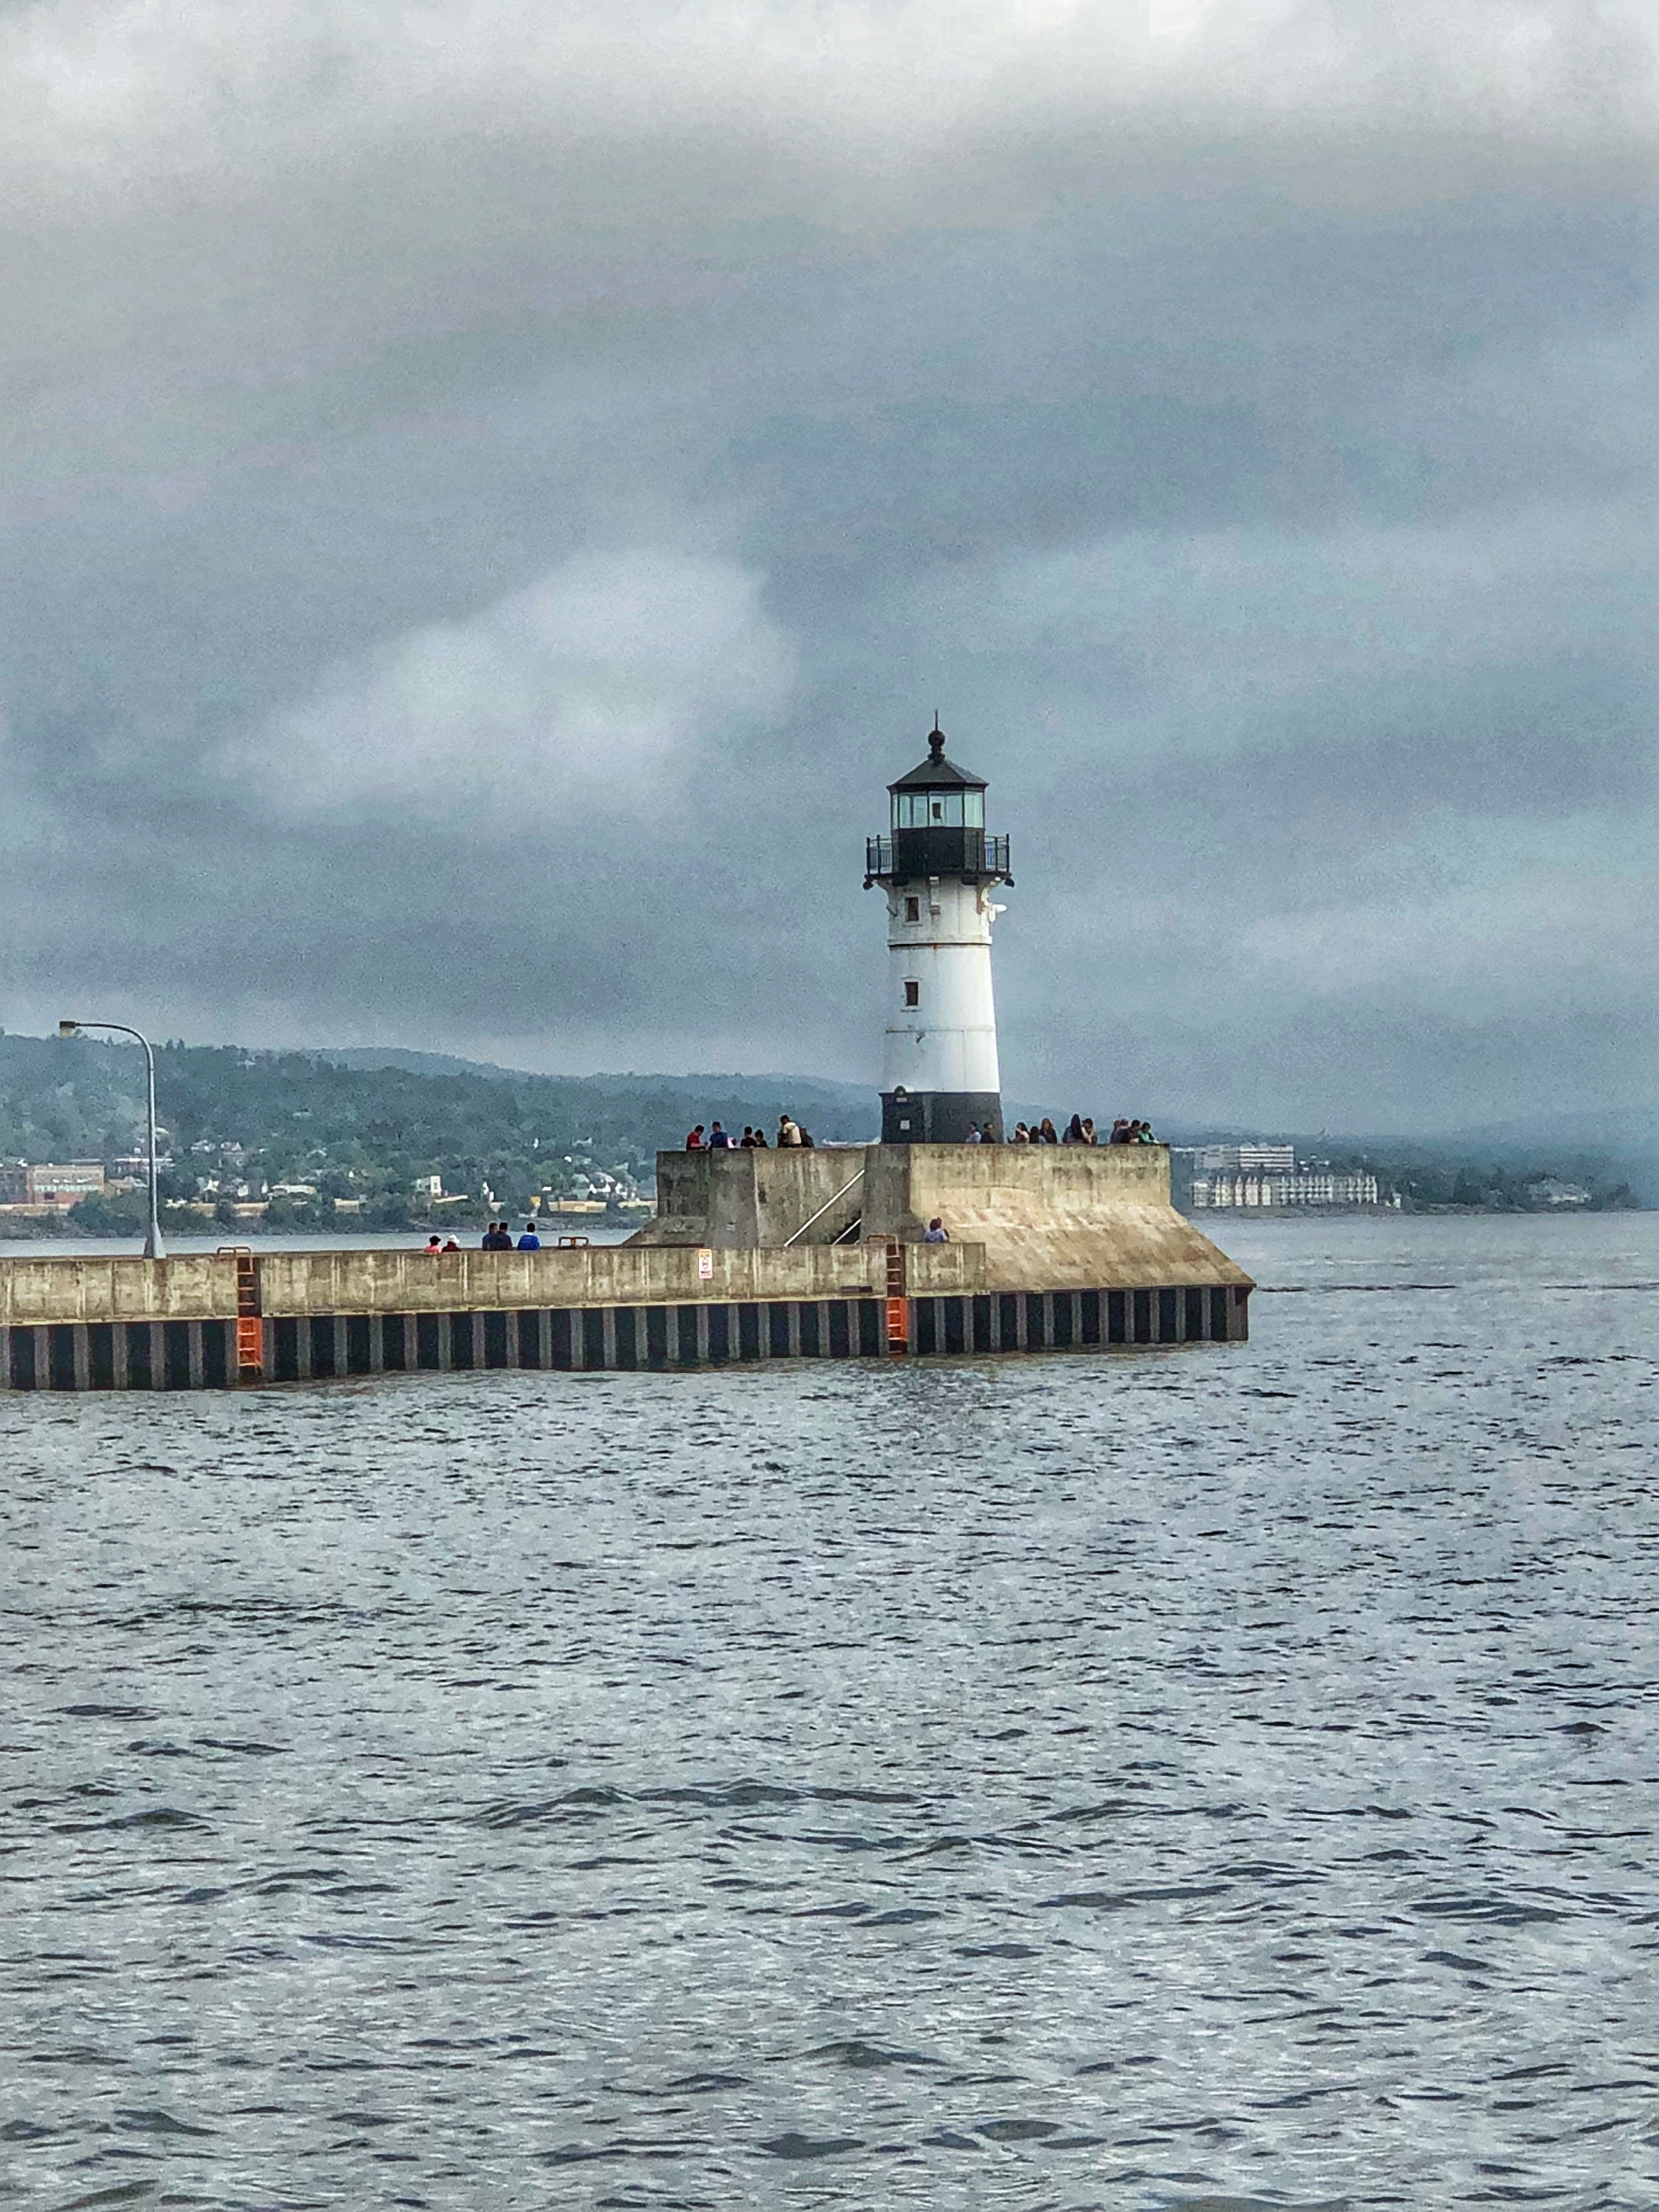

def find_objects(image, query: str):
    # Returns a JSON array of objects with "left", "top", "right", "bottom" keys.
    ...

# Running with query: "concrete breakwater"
[{"left": 0, "top": 1144, "right": 1251, "bottom": 1389}]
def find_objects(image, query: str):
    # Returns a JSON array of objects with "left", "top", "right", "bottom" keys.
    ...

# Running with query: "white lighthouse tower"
[{"left": 865, "top": 723, "right": 1012, "bottom": 1143}]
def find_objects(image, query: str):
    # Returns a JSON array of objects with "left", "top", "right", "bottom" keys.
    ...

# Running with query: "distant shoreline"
[{"left": 1183, "top": 1203, "right": 1645, "bottom": 1218}]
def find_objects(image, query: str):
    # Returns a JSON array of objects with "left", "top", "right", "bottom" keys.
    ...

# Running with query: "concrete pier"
[
  {"left": 635, "top": 1140, "right": 1248, "bottom": 1289},
  {"left": 0, "top": 1144, "right": 1252, "bottom": 1390}
]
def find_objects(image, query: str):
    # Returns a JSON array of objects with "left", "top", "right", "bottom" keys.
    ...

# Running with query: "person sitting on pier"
[
  {"left": 707, "top": 1121, "right": 735, "bottom": 1149},
  {"left": 1012, "top": 1121, "right": 1031, "bottom": 1143},
  {"left": 1108, "top": 1118, "right": 1131, "bottom": 1143},
  {"left": 749, "top": 1124, "right": 768, "bottom": 1146},
  {"left": 1062, "top": 1114, "right": 1086, "bottom": 1144},
  {"left": 483, "top": 1220, "right": 514, "bottom": 1250},
  {"left": 516, "top": 1221, "right": 541, "bottom": 1250},
  {"left": 1081, "top": 1118, "right": 1097, "bottom": 1144},
  {"left": 1134, "top": 1119, "right": 1158, "bottom": 1143},
  {"left": 923, "top": 1217, "right": 949, "bottom": 1242},
  {"left": 777, "top": 1115, "right": 802, "bottom": 1147},
  {"left": 965, "top": 1122, "right": 984, "bottom": 1143},
  {"left": 423, "top": 1234, "right": 442, "bottom": 1254},
  {"left": 1037, "top": 1117, "right": 1059, "bottom": 1145},
  {"left": 685, "top": 1124, "right": 706, "bottom": 1149}
]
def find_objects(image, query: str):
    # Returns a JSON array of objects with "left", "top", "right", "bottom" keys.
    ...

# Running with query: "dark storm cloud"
[{"left": 2, "top": 0, "right": 1656, "bottom": 1128}]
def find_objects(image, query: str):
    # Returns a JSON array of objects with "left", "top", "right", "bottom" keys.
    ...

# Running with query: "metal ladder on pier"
[
  {"left": 219, "top": 1246, "right": 263, "bottom": 1381},
  {"left": 884, "top": 1237, "right": 908, "bottom": 1354}
]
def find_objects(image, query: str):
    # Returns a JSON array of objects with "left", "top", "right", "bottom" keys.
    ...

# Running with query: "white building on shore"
[{"left": 1182, "top": 1144, "right": 1385, "bottom": 1210}]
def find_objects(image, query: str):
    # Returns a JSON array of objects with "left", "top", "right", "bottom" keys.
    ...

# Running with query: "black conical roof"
[{"left": 888, "top": 723, "right": 987, "bottom": 792}]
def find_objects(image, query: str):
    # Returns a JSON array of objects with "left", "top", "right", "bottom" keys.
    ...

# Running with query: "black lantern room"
[{"left": 865, "top": 727, "right": 1013, "bottom": 889}]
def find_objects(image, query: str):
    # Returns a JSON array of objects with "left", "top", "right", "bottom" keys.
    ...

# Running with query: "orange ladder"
[
  {"left": 884, "top": 1237, "right": 909, "bottom": 1354},
  {"left": 219, "top": 1246, "right": 264, "bottom": 1380}
]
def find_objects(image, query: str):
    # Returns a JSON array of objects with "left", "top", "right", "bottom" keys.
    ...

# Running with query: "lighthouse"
[{"left": 865, "top": 724, "right": 1012, "bottom": 1143}]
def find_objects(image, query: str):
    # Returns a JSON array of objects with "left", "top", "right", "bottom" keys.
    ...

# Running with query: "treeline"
[
  {"left": 0, "top": 1033, "right": 877, "bottom": 1234},
  {"left": 1322, "top": 1149, "right": 1640, "bottom": 1212}
]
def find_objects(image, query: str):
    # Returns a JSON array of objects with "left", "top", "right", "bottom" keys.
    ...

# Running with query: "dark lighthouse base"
[{"left": 882, "top": 1090, "right": 1003, "bottom": 1144}]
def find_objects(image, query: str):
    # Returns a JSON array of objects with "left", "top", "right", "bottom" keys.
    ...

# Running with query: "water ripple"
[{"left": 2, "top": 1214, "right": 1657, "bottom": 2209}]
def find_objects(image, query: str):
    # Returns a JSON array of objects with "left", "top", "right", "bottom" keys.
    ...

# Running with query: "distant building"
[
  {"left": 0, "top": 1160, "right": 108, "bottom": 1210},
  {"left": 1195, "top": 1143, "right": 1296, "bottom": 1177},
  {"left": 1526, "top": 1178, "right": 1591, "bottom": 1208},
  {"left": 412, "top": 1174, "right": 443, "bottom": 1199},
  {"left": 1181, "top": 1143, "right": 1381, "bottom": 1210}
]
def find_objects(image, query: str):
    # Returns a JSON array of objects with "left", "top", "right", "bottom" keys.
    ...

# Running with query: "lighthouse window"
[
  {"left": 905, "top": 896, "right": 920, "bottom": 922},
  {"left": 891, "top": 787, "right": 985, "bottom": 828},
  {"left": 904, "top": 980, "right": 920, "bottom": 1008},
  {"left": 890, "top": 788, "right": 985, "bottom": 828}
]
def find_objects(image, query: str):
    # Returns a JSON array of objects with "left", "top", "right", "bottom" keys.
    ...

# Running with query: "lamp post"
[{"left": 58, "top": 1019, "right": 167, "bottom": 1260}]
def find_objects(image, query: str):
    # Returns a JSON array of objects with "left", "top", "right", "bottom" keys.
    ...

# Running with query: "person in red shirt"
[{"left": 685, "top": 1125, "right": 706, "bottom": 1149}]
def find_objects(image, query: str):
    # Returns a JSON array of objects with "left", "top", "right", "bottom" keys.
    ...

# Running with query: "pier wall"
[
  {"left": 0, "top": 1238, "right": 986, "bottom": 1328},
  {"left": 633, "top": 1142, "right": 1251, "bottom": 1294},
  {"left": 0, "top": 1277, "right": 1248, "bottom": 1390},
  {"left": 639, "top": 1148, "right": 872, "bottom": 1249},
  {"left": 0, "top": 1144, "right": 1253, "bottom": 1390}
]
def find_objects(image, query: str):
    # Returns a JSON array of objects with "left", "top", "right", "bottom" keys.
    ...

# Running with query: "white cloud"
[
  {"left": 4, "top": 0, "right": 1656, "bottom": 1122},
  {"left": 3, "top": 0, "right": 1652, "bottom": 219},
  {"left": 1241, "top": 860, "right": 1657, "bottom": 1000},
  {"left": 905, "top": 498, "right": 1659, "bottom": 770},
  {"left": 223, "top": 546, "right": 794, "bottom": 819}
]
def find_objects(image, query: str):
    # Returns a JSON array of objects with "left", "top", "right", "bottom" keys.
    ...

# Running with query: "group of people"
[
  {"left": 1006, "top": 1116, "right": 1157, "bottom": 1146},
  {"left": 683, "top": 1113, "right": 1154, "bottom": 1148},
  {"left": 422, "top": 1221, "right": 541, "bottom": 1253},
  {"left": 684, "top": 1116, "right": 816, "bottom": 1150}
]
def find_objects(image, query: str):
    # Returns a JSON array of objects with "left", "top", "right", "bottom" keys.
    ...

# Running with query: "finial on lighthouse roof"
[{"left": 889, "top": 721, "right": 986, "bottom": 792}]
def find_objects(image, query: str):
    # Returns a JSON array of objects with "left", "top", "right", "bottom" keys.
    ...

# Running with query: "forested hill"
[
  {"left": 0, "top": 1031, "right": 876, "bottom": 1198},
  {"left": 3, "top": 1034, "right": 1649, "bottom": 1227}
]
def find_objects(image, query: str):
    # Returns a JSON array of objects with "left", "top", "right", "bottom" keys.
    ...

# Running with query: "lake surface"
[{"left": 3, "top": 1215, "right": 1656, "bottom": 2209}]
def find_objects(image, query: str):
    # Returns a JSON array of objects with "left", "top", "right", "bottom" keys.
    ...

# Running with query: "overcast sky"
[{"left": 3, "top": 0, "right": 1656, "bottom": 1132}]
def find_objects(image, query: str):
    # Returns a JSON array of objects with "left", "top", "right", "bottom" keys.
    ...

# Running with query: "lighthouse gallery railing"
[{"left": 865, "top": 832, "right": 1010, "bottom": 882}]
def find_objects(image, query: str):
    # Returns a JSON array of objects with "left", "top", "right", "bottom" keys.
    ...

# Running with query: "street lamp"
[{"left": 58, "top": 1019, "right": 167, "bottom": 1260}]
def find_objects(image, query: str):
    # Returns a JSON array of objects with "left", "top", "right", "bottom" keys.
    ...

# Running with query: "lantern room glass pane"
[{"left": 890, "top": 787, "right": 984, "bottom": 828}]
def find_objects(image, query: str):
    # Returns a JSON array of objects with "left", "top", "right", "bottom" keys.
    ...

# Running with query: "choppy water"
[{"left": 3, "top": 1214, "right": 1656, "bottom": 2210}]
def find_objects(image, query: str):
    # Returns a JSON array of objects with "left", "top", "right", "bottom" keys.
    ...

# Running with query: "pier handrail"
[{"left": 783, "top": 1167, "right": 866, "bottom": 1248}]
